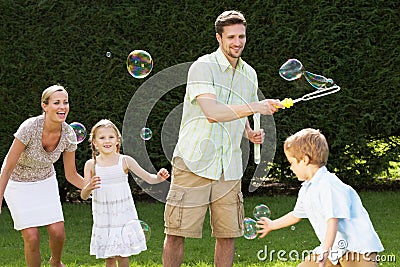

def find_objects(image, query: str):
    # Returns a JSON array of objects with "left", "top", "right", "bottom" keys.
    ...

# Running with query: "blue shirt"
[{"left": 293, "top": 167, "right": 384, "bottom": 264}]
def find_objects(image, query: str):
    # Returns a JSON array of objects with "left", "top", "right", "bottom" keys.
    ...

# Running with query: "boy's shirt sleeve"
[
  {"left": 293, "top": 185, "right": 308, "bottom": 218},
  {"left": 319, "top": 176, "right": 352, "bottom": 220}
]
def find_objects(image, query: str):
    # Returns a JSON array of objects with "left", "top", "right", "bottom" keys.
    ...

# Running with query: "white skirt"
[{"left": 4, "top": 174, "right": 64, "bottom": 230}]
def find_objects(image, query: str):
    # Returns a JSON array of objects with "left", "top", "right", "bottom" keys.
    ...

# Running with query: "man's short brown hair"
[{"left": 215, "top": 10, "right": 246, "bottom": 36}]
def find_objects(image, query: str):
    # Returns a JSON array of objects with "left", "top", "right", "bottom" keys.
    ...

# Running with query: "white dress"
[{"left": 90, "top": 155, "right": 147, "bottom": 259}]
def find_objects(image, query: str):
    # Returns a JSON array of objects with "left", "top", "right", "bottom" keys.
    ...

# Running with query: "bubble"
[
  {"left": 279, "top": 59, "right": 335, "bottom": 90},
  {"left": 291, "top": 226, "right": 296, "bottom": 231},
  {"left": 66, "top": 122, "right": 87, "bottom": 144},
  {"left": 279, "top": 59, "right": 304, "bottom": 81},
  {"left": 243, "top": 217, "right": 258, "bottom": 240},
  {"left": 303, "top": 71, "right": 334, "bottom": 89},
  {"left": 139, "top": 220, "right": 151, "bottom": 241},
  {"left": 140, "top": 127, "right": 152, "bottom": 141},
  {"left": 253, "top": 204, "right": 271, "bottom": 220},
  {"left": 126, "top": 50, "right": 153, "bottom": 79},
  {"left": 106, "top": 51, "right": 111, "bottom": 58},
  {"left": 121, "top": 219, "right": 151, "bottom": 245}
]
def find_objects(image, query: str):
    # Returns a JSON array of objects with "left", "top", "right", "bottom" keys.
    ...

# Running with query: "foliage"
[{"left": 0, "top": 0, "right": 399, "bottom": 200}]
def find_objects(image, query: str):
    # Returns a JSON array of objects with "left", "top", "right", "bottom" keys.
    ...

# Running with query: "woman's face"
[{"left": 42, "top": 90, "right": 69, "bottom": 123}]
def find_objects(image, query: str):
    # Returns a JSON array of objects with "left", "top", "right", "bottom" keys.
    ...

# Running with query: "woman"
[{"left": 0, "top": 84, "right": 84, "bottom": 267}]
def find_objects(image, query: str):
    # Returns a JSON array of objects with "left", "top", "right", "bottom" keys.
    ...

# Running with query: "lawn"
[{"left": 0, "top": 191, "right": 398, "bottom": 266}]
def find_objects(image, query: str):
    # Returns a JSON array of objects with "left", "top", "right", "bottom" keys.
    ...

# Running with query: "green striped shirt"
[{"left": 173, "top": 48, "right": 259, "bottom": 180}]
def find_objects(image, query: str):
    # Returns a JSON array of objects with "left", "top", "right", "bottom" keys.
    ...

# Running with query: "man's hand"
[{"left": 247, "top": 128, "right": 265, "bottom": 144}]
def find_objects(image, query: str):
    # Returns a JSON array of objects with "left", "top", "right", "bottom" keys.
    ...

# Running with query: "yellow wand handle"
[{"left": 280, "top": 98, "right": 294, "bottom": 108}]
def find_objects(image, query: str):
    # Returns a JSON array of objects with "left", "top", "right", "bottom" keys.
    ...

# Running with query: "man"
[{"left": 163, "top": 10, "right": 282, "bottom": 267}]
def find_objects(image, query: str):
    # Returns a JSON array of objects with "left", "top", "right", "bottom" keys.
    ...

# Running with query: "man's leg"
[
  {"left": 163, "top": 234, "right": 185, "bottom": 267},
  {"left": 215, "top": 237, "right": 235, "bottom": 267},
  {"left": 210, "top": 177, "right": 242, "bottom": 267}
]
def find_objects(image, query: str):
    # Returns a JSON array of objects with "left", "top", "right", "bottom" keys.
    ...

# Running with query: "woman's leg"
[
  {"left": 20, "top": 227, "right": 41, "bottom": 267},
  {"left": 46, "top": 221, "right": 66, "bottom": 267}
]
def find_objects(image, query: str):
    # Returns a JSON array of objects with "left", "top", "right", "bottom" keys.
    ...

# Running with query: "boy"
[{"left": 257, "top": 128, "right": 384, "bottom": 267}]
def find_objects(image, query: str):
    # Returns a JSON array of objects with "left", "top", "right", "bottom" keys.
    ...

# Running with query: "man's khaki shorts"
[{"left": 164, "top": 157, "right": 244, "bottom": 238}]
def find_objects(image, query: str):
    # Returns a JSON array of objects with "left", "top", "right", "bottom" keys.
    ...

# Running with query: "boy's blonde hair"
[{"left": 284, "top": 128, "right": 329, "bottom": 167}]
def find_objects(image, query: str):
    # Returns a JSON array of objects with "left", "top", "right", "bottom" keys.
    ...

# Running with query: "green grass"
[{"left": 0, "top": 192, "right": 398, "bottom": 266}]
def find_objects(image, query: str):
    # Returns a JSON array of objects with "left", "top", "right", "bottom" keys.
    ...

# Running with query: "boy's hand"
[
  {"left": 157, "top": 168, "right": 170, "bottom": 181},
  {"left": 256, "top": 217, "right": 274, "bottom": 238}
]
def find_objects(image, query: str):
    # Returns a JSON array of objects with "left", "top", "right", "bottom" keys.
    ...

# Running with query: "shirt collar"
[
  {"left": 301, "top": 166, "right": 328, "bottom": 187},
  {"left": 215, "top": 47, "right": 244, "bottom": 72}
]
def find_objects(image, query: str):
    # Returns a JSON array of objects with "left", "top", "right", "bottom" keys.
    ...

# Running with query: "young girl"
[{"left": 80, "top": 119, "right": 169, "bottom": 267}]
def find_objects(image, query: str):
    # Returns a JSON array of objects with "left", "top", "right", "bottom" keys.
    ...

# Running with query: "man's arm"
[{"left": 196, "top": 93, "right": 282, "bottom": 123}]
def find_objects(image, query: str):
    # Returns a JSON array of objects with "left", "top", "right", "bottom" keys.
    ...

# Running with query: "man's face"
[{"left": 216, "top": 24, "right": 246, "bottom": 64}]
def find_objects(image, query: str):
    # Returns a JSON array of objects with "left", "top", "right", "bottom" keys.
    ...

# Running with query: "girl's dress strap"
[{"left": 121, "top": 155, "right": 128, "bottom": 170}]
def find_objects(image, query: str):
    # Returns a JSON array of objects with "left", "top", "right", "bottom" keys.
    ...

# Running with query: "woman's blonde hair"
[
  {"left": 284, "top": 128, "right": 329, "bottom": 167},
  {"left": 89, "top": 119, "right": 122, "bottom": 162},
  {"left": 41, "top": 84, "right": 68, "bottom": 104}
]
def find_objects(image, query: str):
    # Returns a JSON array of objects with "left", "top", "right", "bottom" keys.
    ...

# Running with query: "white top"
[
  {"left": 293, "top": 167, "right": 384, "bottom": 264},
  {"left": 173, "top": 47, "right": 259, "bottom": 180}
]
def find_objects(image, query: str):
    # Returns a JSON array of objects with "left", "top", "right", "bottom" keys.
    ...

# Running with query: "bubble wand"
[
  {"left": 253, "top": 113, "right": 261, "bottom": 164},
  {"left": 278, "top": 58, "right": 341, "bottom": 108},
  {"left": 254, "top": 59, "right": 340, "bottom": 164}
]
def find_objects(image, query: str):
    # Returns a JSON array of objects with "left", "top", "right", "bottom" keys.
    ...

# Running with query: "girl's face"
[
  {"left": 42, "top": 91, "right": 69, "bottom": 123},
  {"left": 93, "top": 127, "right": 119, "bottom": 155}
]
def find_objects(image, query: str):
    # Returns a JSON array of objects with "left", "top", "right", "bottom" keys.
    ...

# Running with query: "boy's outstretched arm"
[
  {"left": 317, "top": 218, "right": 338, "bottom": 267},
  {"left": 257, "top": 211, "right": 301, "bottom": 238}
]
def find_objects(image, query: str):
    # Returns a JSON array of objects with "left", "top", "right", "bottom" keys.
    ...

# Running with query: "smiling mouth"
[{"left": 56, "top": 112, "right": 67, "bottom": 120}]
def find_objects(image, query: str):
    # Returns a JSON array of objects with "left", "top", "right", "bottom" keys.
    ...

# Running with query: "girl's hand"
[
  {"left": 86, "top": 175, "right": 101, "bottom": 191},
  {"left": 157, "top": 168, "right": 170, "bottom": 181},
  {"left": 256, "top": 217, "right": 274, "bottom": 238}
]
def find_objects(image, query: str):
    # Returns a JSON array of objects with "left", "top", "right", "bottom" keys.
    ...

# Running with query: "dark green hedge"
[{"left": 1, "top": 0, "right": 399, "bottom": 199}]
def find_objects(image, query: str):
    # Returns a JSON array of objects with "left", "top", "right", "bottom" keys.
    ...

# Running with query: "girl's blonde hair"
[
  {"left": 89, "top": 119, "right": 122, "bottom": 162},
  {"left": 284, "top": 128, "right": 329, "bottom": 167}
]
